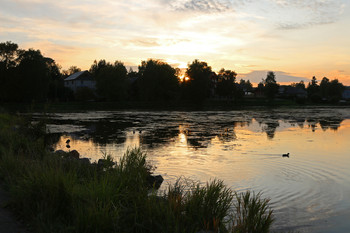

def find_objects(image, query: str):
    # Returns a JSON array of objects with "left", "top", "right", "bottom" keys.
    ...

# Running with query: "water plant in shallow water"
[
  {"left": 0, "top": 113, "right": 274, "bottom": 233},
  {"left": 231, "top": 191, "right": 274, "bottom": 233}
]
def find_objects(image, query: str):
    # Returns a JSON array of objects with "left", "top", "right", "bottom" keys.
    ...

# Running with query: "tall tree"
[
  {"left": 328, "top": 79, "right": 344, "bottom": 100},
  {"left": 291, "top": 80, "right": 306, "bottom": 90},
  {"left": 307, "top": 76, "right": 321, "bottom": 102},
  {"left": 0, "top": 41, "right": 75, "bottom": 102},
  {"left": 263, "top": 71, "right": 279, "bottom": 100},
  {"left": 138, "top": 59, "right": 179, "bottom": 101},
  {"left": 14, "top": 49, "right": 52, "bottom": 101},
  {"left": 216, "top": 68, "right": 237, "bottom": 99},
  {"left": 95, "top": 61, "right": 128, "bottom": 101},
  {"left": 0, "top": 41, "right": 19, "bottom": 69},
  {"left": 0, "top": 41, "right": 19, "bottom": 101},
  {"left": 239, "top": 79, "right": 254, "bottom": 94},
  {"left": 320, "top": 77, "right": 330, "bottom": 98},
  {"left": 45, "top": 58, "right": 65, "bottom": 101},
  {"left": 63, "top": 66, "right": 81, "bottom": 77},
  {"left": 184, "top": 59, "right": 212, "bottom": 102},
  {"left": 90, "top": 59, "right": 109, "bottom": 77}
]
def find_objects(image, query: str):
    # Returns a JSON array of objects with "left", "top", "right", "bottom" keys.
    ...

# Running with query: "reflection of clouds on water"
[
  {"left": 39, "top": 108, "right": 350, "bottom": 233},
  {"left": 42, "top": 108, "right": 349, "bottom": 151}
]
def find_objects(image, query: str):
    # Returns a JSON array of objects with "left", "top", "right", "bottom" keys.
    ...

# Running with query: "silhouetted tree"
[
  {"left": 328, "top": 79, "right": 344, "bottom": 102},
  {"left": 320, "top": 77, "right": 330, "bottom": 99},
  {"left": 0, "top": 41, "right": 69, "bottom": 102},
  {"left": 138, "top": 59, "right": 179, "bottom": 101},
  {"left": 216, "top": 68, "right": 237, "bottom": 99},
  {"left": 62, "top": 66, "right": 81, "bottom": 77},
  {"left": 45, "top": 58, "right": 65, "bottom": 101},
  {"left": 13, "top": 49, "right": 53, "bottom": 101},
  {"left": 126, "top": 68, "right": 140, "bottom": 100},
  {"left": 0, "top": 41, "right": 19, "bottom": 101},
  {"left": 127, "top": 68, "right": 138, "bottom": 79},
  {"left": 307, "top": 76, "right": 344, "bottom": 103},
  {"left": 89, "top": 59, "right": 109, "bottom": 77},
  {"left": 291, "top": 80, "right": 306, "bottom": 90},
  {"left": 239, "top": 79, "right": 254, "bottom": 96},
  {"left": 184, "top": 59, "right": 212, "bottom": 102},
  {"left": 263, "top": 71, "right": 279, "bottom": 100},
  {"left": 307, "top": 76, "right": 321, "bottom": 102},
  {"left": 94, "top": 61, "right": 128, "bottom": 101},
  {"left": 255, "top": 81, "right": 264, "bottom": 97},
  {"left": 0, "top": 41, "right": 19, "bottom": 69}
]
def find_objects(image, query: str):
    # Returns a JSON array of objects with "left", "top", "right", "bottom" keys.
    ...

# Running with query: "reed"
[
  {"left": 0, "top": 113, "right": 274, "bottom": 233},
  {"left": 231, "top": 191, "right": 274, "bottom": 233}
]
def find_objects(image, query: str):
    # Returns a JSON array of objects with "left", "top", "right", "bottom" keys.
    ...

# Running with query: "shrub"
[{"left": 232, "top": 191, "right": 274, "bottom": 233}]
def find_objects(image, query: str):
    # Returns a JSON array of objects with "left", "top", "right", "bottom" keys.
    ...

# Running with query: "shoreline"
[{"left": 2, "top": 99, "right": 350, "bottom": 113}]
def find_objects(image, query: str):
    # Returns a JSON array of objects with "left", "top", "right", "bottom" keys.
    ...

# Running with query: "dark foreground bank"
[{"left": 0, "top": 113, "right": 273, "bottom": 233}]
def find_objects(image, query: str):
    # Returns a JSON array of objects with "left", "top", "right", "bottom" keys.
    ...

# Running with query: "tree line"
[{"left": 0, "top": 41, "right": 346, "bottom": 103}]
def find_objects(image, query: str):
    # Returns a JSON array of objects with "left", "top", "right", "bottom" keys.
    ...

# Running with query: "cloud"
[
  {"left": 238, "top": 70, "right": 310, "bottom": 83},
  {"left": 124, "top": 39, "right": 160, "bottom": 48},
  {"left": 270, "top": 0, "right": 345, "bottom": 30},
  {"left": 1, "top": 0, "right": 348, "bottom": 82},
  {"left": 21, "top": 40, "right": 97, "bottom": 68},
  {"left": 170, "top": 0, "right": 232, "bottom": 12}
]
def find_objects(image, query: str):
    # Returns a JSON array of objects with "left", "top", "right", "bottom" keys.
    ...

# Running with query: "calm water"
[{"left": 41, "top": 107, "right": 350, "bottom": 232}]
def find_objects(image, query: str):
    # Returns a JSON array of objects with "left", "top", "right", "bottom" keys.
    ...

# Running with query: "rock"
[
  {"left": 97, "top": 159, "right": 115, "bottom": 168},
  {"left": 148, "top": 175, "right": 164, "bottom": 189},
  {"left": 54, "top": 149, "right": 65, "bottom": 155},
  {"left": 67, "top": 150, "right": 80, "bottom": 159},
  {"left": 79, "top": 158, "right": 91, "bottom": 165}
]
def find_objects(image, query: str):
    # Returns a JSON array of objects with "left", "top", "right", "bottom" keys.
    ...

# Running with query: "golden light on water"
[{"left": 47, "top": 109, "right": 350, "bottom": 232}]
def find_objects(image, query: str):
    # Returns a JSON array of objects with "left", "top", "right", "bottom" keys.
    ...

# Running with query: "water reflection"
[
  {"left": 45, "top": 109, "right": 347, "bottom": 152},
  {"left": 39, "top": 108, "right": 350, "bottom": 233}
]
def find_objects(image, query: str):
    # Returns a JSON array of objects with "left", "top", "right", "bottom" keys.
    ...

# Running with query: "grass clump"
[
  {"left": 0, "top": 113, "right": 274, "bottom": 233},
  {"left": 232, "top": 191, "right": 274, "bottom": 233}
]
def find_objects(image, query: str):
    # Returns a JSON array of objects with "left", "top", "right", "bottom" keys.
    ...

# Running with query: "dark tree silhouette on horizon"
[
  {"left": 0, "top": 41, "right": 71, "bottom": 102},
  {"left": 307, "top": 76, "right": 321, "bottom": 102},
  {"left": 63, "top": 66, "right": 81, "bottom": 77},
  {"left": 184, "top": 59, "right": 212, "bottom": 103},
  {"left": 92, "top": 60, "right": 128, "bottom": 101},
  {"left": 216, "top": 68, "right": 237, "bottom": 99},
  {"left": 307, "top": 76, "right": 344, "bottom": 103},
  {"left": 263, "top": 71, "right": 279, "bottom": 100},
  {"left": 138, "top": 59, "right": 179, "bottom": 101}
]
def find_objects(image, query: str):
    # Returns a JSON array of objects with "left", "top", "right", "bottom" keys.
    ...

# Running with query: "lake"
[{"left": 40, "top": 107, "right": 350, "bottom": 232}]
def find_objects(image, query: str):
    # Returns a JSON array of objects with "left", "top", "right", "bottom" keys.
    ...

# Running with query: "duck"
[{"left": 282, "top": 153, "right": 289, "bottom": 158}]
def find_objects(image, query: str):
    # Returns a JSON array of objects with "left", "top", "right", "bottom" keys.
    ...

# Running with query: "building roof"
[{"left": 65, "top": 70, "right": 92, "bottom": 81}]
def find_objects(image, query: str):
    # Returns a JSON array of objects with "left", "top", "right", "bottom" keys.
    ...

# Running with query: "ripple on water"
[{"left": 44, "top": 109, "right": 350, "bottom": 233}]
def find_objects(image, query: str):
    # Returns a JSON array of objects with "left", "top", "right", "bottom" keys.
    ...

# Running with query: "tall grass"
[
  {"left": 0, "top": 113, "right": 274, "bottom": 233},
  {"left": 232, "top": 191, "right": 274, "bottom": 233}
]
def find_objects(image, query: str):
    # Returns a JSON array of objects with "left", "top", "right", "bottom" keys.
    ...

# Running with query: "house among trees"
[
  {"left": 342, "top": 87, "right": 350, "bottom": 100},
  {"left": 64, "top": 70, "right": 96, "bottom": 92},
  {"left": 278, "top": 85, "right": 307, "bottom": 99}
]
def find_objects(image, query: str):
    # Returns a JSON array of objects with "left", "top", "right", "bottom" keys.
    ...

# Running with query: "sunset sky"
[{"left": 1, "top": 0, "right": 349, "bottom": 84}]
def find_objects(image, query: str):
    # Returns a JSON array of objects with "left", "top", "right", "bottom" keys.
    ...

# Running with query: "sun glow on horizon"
[
  {"left": 2, "top": 0, "right": 349, "bottom": 85},
  {"left": 179, "top": 74, "right": 190, "bottom": 82}
]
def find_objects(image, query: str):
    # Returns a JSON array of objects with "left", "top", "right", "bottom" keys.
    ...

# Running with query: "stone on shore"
[{"left": 148, "top": 175, "right": 164, "bottom": 189}]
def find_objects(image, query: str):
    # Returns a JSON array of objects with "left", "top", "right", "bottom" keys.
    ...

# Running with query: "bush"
[{"left": 232, "top": 191, "right": 274, "bottom": 233}]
